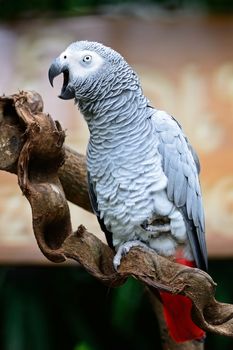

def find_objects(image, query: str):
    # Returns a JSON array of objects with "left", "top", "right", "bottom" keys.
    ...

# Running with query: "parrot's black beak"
[{"left": 48, "top": 59, "right": 75, "bottom": 100}]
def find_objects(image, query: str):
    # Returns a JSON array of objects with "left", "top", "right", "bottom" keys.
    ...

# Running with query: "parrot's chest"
[
  {"left": 90, "top": 154, "right": 188, "bottom": 256},
  {"left": 87, "top": 110, "right": 188, "bottom": 256},
  {"left": 88, "top": 138, "right": 170, "bottom": 245}
]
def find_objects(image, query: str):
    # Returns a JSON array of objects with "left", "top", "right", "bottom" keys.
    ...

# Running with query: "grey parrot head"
[{"left": 48, "top": 41, "right": 125, "bottom": 101}]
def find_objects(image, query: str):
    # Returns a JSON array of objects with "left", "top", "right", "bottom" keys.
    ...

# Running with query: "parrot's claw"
[
  {"left": 113, "top": 240, "right": 151, "bottom": 271},
  {"left": 141, "top": 221, "right": 171, "bottom": 236}
]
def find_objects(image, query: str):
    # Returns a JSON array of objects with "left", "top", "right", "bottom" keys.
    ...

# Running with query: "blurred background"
[{"left": 0, "top": 0, "right": 233, "bottom": 349}]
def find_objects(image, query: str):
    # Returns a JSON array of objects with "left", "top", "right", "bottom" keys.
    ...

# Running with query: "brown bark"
[
  {"left": 0, "top": 91, "right": 91, "bottom": 212},
  {"left": 58, "top": 146, "right": 92, "bottom": 212},
  {"left": 1, "top": 91, "right": 233, "bottom": 348}
]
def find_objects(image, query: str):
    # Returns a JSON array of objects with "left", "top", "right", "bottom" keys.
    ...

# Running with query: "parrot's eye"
[{"left": 82, "top": 55, "right": 92, "bottom": 63}]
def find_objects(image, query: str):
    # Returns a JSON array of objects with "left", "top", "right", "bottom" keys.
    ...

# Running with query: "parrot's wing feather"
[
  {"left": 187, "top": 142, "right": 201, "bottom": 174},
  {"left": 171, "top": 116, "right": 201, "bottom": 174},
  {"left": 87, "top": 172, "right": 114, "bottom": 249},
  {"left": 153, "top": 111, "right": 208, "bottom": 271}
]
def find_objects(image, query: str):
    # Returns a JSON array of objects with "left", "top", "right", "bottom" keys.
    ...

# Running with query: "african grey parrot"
[{"left": 48, "top": 41, "right": 208, "bottom": 343}]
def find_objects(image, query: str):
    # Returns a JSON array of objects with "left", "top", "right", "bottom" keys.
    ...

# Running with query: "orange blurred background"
[{"left": 0, "top": 15, "right": 233, "bottom": 262}]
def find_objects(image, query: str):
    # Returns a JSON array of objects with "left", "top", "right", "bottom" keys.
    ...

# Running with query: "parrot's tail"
[{"left": 159, "top": 258, "right": 205, "bottom": 343}]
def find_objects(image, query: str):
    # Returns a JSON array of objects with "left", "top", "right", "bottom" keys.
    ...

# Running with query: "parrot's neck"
[
  {"left": 78, "top": 63, "right": 153, "bottom": 138},
  {"left": 80, "top": 86, "right": 153, "bottom": 141},
  {"left": 78, "top": 66, "right": 157, "bottom": 179},
  {"left": 83, "top": 84, "right": 159, "bottom": 189}
]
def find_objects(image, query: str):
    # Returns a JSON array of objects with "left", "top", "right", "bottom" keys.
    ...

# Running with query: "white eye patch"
[{"left": 62, "top": 49, "right": 104, "bottom": 79}]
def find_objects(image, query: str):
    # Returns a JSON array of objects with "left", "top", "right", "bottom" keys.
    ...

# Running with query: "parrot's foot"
[
  {"left": 141, "top": 219, "right": 171, "bottom": 237},
  {"left": 113, "top": 240, "right": 152, "bottom": 271}
]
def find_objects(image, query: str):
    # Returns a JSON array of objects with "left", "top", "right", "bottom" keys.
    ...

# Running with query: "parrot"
[{"left": 48, "top": 40, "right": 208, "bottom": 343}]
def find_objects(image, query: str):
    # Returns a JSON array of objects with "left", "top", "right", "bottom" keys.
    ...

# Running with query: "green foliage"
[
  {"left": 0, "top": 0, "right": 233, "bottom": 19},
  {"left": 74, "top": 341, "right": 94, "bottom": 350},
  {"left": 0, "top": 266, "right": 159, "bottom": 350},
  {"left": 205, "top": 260, "right": 233, "bottom": 350},
  {"left": 0, "top": 261, "right": 232, "bottom": 349}
]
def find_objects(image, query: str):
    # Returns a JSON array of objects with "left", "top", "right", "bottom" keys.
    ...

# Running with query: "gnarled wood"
[{"left": 0, "top": 92, "right": 90, "bottom": 211}]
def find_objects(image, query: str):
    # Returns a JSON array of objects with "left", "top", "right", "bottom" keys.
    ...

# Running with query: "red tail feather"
[{"left": 159, "top": 258, "right": 205, "bottom": 343}]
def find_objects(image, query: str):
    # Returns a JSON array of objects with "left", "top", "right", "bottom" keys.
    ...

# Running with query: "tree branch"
[
  {"left": 0, "top": 91, "right": 91, "bottom": 212},
  {"left": 1, "top": 91, "right": 233, "bottom": 348}
]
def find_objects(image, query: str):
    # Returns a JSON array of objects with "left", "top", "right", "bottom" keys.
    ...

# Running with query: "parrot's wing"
[
  {"left": 87, "top": 172, "right": 114, "bottom": 249},
  {"left": 152, "top": 110, "right": 208, "bottom": 271},
  {"left": 171, "top": 116, "right": 201, "bottom": 174}
]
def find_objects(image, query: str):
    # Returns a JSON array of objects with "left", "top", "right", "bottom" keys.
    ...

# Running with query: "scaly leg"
[
  {"left": 113, "top": 240, "right": 152, "bottom": 271},
  {"left": 141, "top": 219, "right": 171, "bottom": 236}
]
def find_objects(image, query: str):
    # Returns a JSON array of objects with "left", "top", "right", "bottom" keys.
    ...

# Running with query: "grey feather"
[
  {"left": 178, "top": 177, "right": 187, "bottom": 207},
  {"left": 174, "top": 169, "right": 186, "bottom": 206},
  {"left": 171, "top": 116, "right": 201, "bottom": 173},
  {"left": 87, "top": 172, "right": 114, "bottom": 249},
  {"left": 186, "top": 184, "right": 193, "bottom": 219},
  {"left": 167, "top": 165, "right": 176, "bottom": 200},
  {"left": 154, "top": 112, "right": 208, "bottom": 270}
]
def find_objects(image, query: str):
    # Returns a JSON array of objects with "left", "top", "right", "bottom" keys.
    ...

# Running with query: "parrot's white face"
[{"left": 59, "top": 48, "right": 104, "bottom": 81}]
